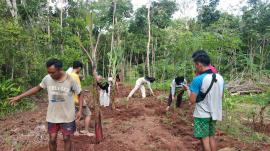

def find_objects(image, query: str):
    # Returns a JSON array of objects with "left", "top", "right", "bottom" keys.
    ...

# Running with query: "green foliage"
[
  {"left": 0, "top": 80, "right": 35, "bottom": 118},
  {"left": 129, "top": 0, "right": 178, "bottom": 34},
  {"left": 0, "top": 80, "right": 21, "bottom": 99},
  {"left": 151, "top": 80, "right": 171, "bottom": 91},
  {"left": 81, "top": 76, "right": 93, "bottom": 88},
  {"left": 0, "top": 0, "right": 269, "bottom": 122},
  {"left": 219, "top": 90, "right": 270, "bottom": 143},
  {"left": 197, "top": 0, "right": 221, "bottom": 28}
]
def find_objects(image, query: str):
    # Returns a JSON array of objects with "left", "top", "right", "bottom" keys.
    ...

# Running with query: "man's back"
[{"left": 191, "top": 73, "right": 224, "bottom": 121}]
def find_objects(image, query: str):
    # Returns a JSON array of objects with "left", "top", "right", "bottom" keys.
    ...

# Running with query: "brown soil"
[
  {"left": 247, "top": 122, "right": 270, "bottom": 136},
  {"left": 0, "top": 85, "right": 269, "bottom": 151}
]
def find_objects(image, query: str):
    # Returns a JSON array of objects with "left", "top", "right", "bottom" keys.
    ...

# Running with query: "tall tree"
[
  {"left": 146, "top": 1, "right": 151, "bottom": 76},
  {"left": 197, "top": 0, "right": 220, "bottom": 29},
  {"left": 5, "top": 0, "right": 18, "bottom": 22}
]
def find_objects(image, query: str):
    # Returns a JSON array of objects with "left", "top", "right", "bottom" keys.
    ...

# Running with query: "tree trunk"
[
  {"left": 6, "top": 0, "right": 18, "bottom": 22},
  {"left": 142, "top": 55, "right": 146, "bottom": 76},
  {"left": 146, "top": 1, "right": 151, "bottom": 77},
  {"left": 47, "top": 0, "right": 52, "bottom": 49},
  {"left": 86, "top": 61, "right": 89, "bottom": 76},
  {"left": 151, "top": 38, "right": 154, "bottom": 77},
  {"left": 11, "top": 56, "right": 15, "bottom": 80},
  {"left": 108, "top": 0, "right": 116, "bottom": 77},
  {"left": 60, "top": 6, "right": 64, "bottom": 54},
  {"left": 102, "top": 47, "right": 105, "bottom": 76},
  {"left": 77, "top": 12, "right": 103, "bottom": 141}
]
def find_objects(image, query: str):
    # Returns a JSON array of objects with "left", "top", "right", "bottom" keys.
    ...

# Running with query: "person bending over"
[
  {"left": 127, "top": 76, "right": 155, "bottom": 100},
  {"left": 166, "top": 76, "right": 187, "bottom": 111}
]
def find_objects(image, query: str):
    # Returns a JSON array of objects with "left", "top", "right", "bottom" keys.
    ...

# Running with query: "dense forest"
[{"left": 0, "top": 0, "right": 269, "bottom": 85}]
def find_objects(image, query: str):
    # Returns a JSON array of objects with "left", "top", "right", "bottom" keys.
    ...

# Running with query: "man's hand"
[
  {"left": 166, "top": 106, "right": 170, "bottom": 111},
  {"left": 76, "top": 110, "right": 82, "bottom": 121},
  {"left": 8, "top": 86, "right": 42, "bottom": 106},
  {"left": 183, "top": 84, "right": 189, "bottom": 91},
  {"left": 9, "top": 96, "right": 21, "bottom": 106}
]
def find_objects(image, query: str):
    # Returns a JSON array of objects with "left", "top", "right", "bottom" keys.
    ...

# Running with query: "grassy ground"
[{"left": 218, "top": 91, "right": 270, "bottom": 144}]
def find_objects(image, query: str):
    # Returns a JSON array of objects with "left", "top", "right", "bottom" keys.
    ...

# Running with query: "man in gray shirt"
[{"left": 9, "top": 59, "right": 83, "bottom": 151}]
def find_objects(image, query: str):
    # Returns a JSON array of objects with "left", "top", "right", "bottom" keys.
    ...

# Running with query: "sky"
[{"left": 131, "top": 0, "right": 248, "bottom": 19}]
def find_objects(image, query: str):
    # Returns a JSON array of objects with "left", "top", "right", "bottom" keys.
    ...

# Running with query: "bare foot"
[
  {"left": 166, "top": 106, "right": 170, "bottom": 111},
  {"left": 74, "top": 131, "right": 80, "bottom": 136},
  {"left": 80, "top": 130, "right": 95, "bottom": 137},
  {"left": 86, "top": 133, "right": 95, "bottom": 137}
]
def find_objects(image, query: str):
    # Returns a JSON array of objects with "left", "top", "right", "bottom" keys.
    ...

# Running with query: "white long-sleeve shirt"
[
  {"left": 170, "top": 79, "right": 187, "bottom": 96},
  {"left": 136, "top": 77, "right": 154, "bottom": 94}
]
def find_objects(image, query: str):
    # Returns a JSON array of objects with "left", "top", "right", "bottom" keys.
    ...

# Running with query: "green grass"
[
  {"left": 218, "top": 90, "right": 270, "bottom": 143},
  {"left": 0, "top": 98, "right": 36, "bottom": 118},
  {"left": 217, "top": 113, "right": 270, "bottom": 143},
  {"left": 0, "top": 79, "right": 37, "bottom": 118}
]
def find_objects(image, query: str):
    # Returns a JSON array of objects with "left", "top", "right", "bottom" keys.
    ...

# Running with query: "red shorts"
[{"left": 48, "top": 121, "right": 76, "bottom": 136}]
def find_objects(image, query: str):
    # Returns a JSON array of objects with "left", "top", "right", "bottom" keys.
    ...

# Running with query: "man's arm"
[
  {"left": 76, "top": 93, "right": 83, "bottom": 120},
  {"left": 189, "top": 92, "right": 197, "bottom": 104},
  {"left": 71, "top": 76, "right": 83, "bottom": 120},
  {"left": 147, "top": 82, "right": 154, "bottom": 96},
  {"left": 9, "top": 86, "right": 43, "bottom": 105},
  {"left": 185, "top": 86, "right": 197, "bottom": 105},
  {"left": 171, "top": 81, "right": 176, "bottom": 98}
]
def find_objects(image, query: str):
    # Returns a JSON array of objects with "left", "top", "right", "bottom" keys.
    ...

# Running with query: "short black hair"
[
  {"left": 193, "top": 54, "right": 211, "bottom": 66},
  {"left": 175, "top": 76, "right": 184, "bottom": 85},
  {"left": 73, "top": 61, "right": 83, "bottom": 69},
  {"left": 116, "top": 74, "right": 120, "bottom": 81},
  {"left": 145, "top": 76, "right": 156, "bottom": 83},
  {"left": 192, "top": 50, "right": 208, "bottom": 58},
  {"left": 46, "top": 58, "right": 63, "bottom": 69}
]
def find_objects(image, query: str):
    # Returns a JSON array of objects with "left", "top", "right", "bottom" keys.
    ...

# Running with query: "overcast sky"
[{"left": 131, "top": 0, "right": 249, "bottom": 19}]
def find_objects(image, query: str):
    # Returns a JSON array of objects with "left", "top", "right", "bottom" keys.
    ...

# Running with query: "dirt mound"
[{"left": 246, "top": 122, "right": 270, "bottom": 136}]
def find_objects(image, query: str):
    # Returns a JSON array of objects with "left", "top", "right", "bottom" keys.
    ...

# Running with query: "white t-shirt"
[
  {"left": 136, "top": 77, "right": 153, "bottom": 94},
  {"left": 190, "top": 73, "right": 224, "bottom": 121},
  {"left": 40, "top": 74, "right": 81, "bottom": 123},
  {"left": 170, "top": 78, "right": 187, "bottom": 96},
  {"left": 66, "top": 67, "right": 73, "bottom": 74}
]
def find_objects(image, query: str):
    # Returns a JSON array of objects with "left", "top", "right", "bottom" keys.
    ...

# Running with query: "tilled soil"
[{"left": 0, "top": 85, "right": 269, "bottom": 151}]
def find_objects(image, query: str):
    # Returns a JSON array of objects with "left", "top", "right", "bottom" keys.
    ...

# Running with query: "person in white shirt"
[
  {"left": 66, "top": 67, "right": 73, "bottom": 74},
  {"left": 96, "top": 75, "right": 110, "bottom": 107},
  {"left": 127, "top": 76, "right": 155, "bottom": 100},
  {"left": 185, "top": 51, "right": 224, "bottom": 151},
  {"left": 166, "top": 76, "right": 187, "bottom": 111}
]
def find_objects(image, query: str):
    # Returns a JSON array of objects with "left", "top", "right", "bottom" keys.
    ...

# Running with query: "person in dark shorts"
[
  {"left": 9, "top": 59, "right": 83, "bottom": 151},
  {"left": 166, "top": 76, "right": 187, "bottom": 111},
  {"left": 68, "top": 61, "right": 94, "bottom": 136}
]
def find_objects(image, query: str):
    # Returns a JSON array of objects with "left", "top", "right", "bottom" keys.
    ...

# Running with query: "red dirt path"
[{"left": 0, "top": 85, "right": 269, "bottom": 151}]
